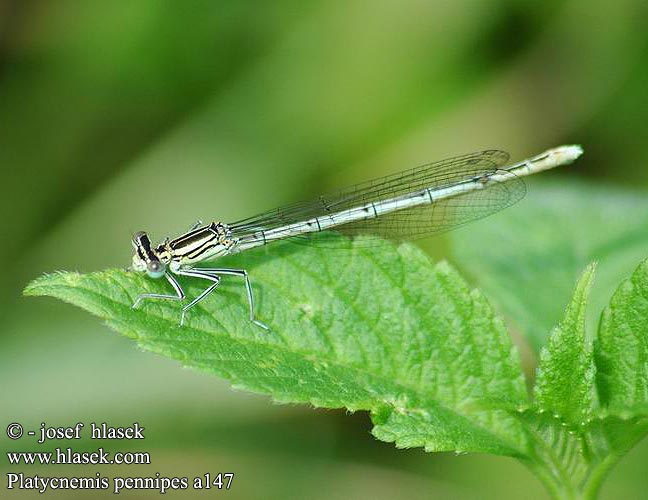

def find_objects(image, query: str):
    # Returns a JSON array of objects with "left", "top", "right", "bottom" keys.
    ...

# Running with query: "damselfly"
[{"left": 131, "top": 145, "right": 583, "bottom": 328}]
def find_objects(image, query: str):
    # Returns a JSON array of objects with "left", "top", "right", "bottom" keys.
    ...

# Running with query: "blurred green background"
[{"left": 2, "top": 1, "right": 648, "bottom": 498}]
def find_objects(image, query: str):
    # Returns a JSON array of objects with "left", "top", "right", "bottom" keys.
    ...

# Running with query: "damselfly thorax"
[{"left": 130, "top": 145, "right": 583, "bottom": 328}]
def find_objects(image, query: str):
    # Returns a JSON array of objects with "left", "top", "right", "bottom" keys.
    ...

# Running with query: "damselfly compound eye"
[{"left": 146, "top": 260, "right": 166, "bottom": 278}]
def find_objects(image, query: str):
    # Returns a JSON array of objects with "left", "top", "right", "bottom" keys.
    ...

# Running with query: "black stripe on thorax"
[{"left": 171, "top": 227, "right": 216, "bottom": 246}]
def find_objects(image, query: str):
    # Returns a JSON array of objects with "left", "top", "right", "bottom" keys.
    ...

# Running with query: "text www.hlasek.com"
[{"left": 7, "top": 448, "right": 150, "bottom": 465}]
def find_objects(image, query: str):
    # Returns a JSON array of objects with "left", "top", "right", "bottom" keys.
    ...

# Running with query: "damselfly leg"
[
  {"left": 182, "top": 268, "right": 269, "bottom": 330},
  {"left": 173, "top": 269, "right": 221, "bottom": 326},
  {"left": 188, "top": 220, "right": 203, "bottom": 231},
  {"left": 132, "top": 266, "right": 268, "bottom": 329},
  {"left": 132, "top": 273, "right": 185, "bottom": 309}
]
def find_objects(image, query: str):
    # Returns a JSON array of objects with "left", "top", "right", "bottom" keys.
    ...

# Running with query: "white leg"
[{"left": 132, "top": 273, "right": 185, "bottom": 309}]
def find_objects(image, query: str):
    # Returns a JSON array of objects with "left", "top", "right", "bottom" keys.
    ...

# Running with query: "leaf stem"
[{"left": 522, "top": 454, "right": 618, "bottom": 500}]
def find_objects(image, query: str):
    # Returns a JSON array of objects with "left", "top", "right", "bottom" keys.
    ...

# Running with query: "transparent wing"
[
  {"left": 229, "top": 150, "right": 524, "bottom": 246},
  {"left": 334, "top": 168, "right": 525, "bottom": 240}
]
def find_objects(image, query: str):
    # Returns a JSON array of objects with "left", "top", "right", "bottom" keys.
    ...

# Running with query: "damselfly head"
[
  {"left": 130, "top": 230, "right": 167, "bottom": 278},
  {"left": 132, "top": 231, "right": 152, "bottom": 252}
]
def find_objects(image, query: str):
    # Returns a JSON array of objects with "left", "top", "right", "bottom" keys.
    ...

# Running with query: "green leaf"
[
  {"left": 26, "top": 231, "right": 648, "bottom": 498},
  {"left": 25, "top": 236, "right": 528, "bottom": 456},
  {"left": 451, "top": 180, "right": 648, "bottom": 351},
  {"left": 534, "top": 263, "right": 597, "bottom": 425},
  {"left": 511, "top": 260, "right": 648, "bottom": 499},
  {"left": 596, "top": 258, "right": 648, "bottom": 414},
  {"left": 511, "top": 265, "right": 601, "bottom": 498},
  {"left": 515, "top": 411, "right": 648, "bottom": 500}
]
